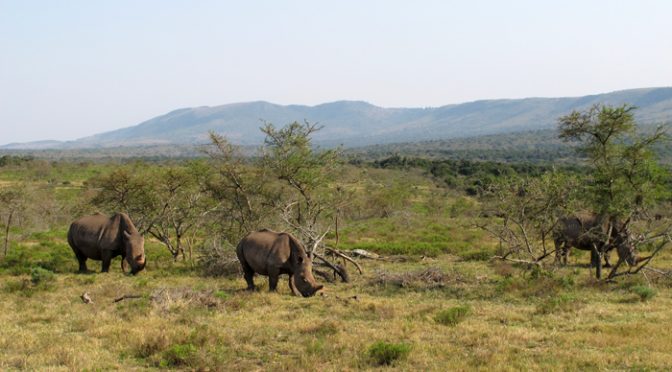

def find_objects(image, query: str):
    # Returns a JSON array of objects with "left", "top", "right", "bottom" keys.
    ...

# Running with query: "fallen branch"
[
  {"left": 491, "top": 255, "right": 543, "bottom": 267},
  {"left": 607, "top": 234, "right": 671, "bottom": 280},
  {"left": 325, "top": 247, "right": 363, "bottom": 274},
  {"left": 314, "top": 253, "right": 349, "bottom": 282},
  {"left": 313, "top": 268, "right": 336, "bottom": 283},
  {"left": 113, "top": 294, "right": 143, "bottom": 303}
]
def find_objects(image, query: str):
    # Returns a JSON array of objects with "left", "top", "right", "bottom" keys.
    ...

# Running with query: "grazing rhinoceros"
[
  {"left": 67, "top": 212, "right": 146, "bottom": 275},
  {"left": 553, "top": 212, "right": 637, "bottom": 267},
  {"left": 236, "top": 229, "right": 324, "bottom": 297}
]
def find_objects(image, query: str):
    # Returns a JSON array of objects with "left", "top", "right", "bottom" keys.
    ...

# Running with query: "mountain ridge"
[{"left": 4, "top": 87, "right": 672, "bottom": 149}]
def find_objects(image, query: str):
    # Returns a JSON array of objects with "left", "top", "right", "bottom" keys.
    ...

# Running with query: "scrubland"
[{"left": 1, "top": 155, "right": 672, "bottom": 371}]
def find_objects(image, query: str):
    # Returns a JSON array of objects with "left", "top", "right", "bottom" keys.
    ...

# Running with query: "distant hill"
[{"left": 4, "top": 87, "right": 672, "bottom": 149}]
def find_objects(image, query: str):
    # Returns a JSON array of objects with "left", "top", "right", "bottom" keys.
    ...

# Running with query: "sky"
[{"left": 1, "top": 0, "right": 671, "bottom": 144}]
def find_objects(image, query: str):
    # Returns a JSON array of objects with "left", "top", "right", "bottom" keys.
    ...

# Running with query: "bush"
[
  {"left": 367, "top": 341, "right": 411, "bottom": 366},
  {"left": 630, "top": 285, "right": 656, "bottom": 302},
  {"left": 434, "top": 305, "right": 471, "bottom": 326},
  {"left": 30, "top": 267, "right": 55, "bottom": 286},
  {"left": 458, "top": 249, "right": 492, "bottom": 261},
  {"left": 198, "top": 240, "right": 241, "bottom": 278},
  {"left": 162, "top": 343, "right": 197, "bottom": 367},
  {"left": 535, "top": 293, "right": 582, "bottom": 314}
]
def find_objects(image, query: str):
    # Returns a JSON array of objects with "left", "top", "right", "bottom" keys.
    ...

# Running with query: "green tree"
[
  {"left": 90, "top": 162, "right": 213, "bottom": 260},
  {"left": 559, "top": 104, "right": 670, "bottom": 278},
  {"left": 260, "top": 121, "right": 341, "bottom": 251},
  {"left": 89, "top": 164, "right": 157, "bottom": 231},
  {"left": 147, "top": 162, "right": 214, "bottom": 261},
  {"left": 559, "top": 104, "right": 668, "bottom": 217},
  {"left": 204, "top": 132, "right": 272, "bottom": 240},
  {"left": 480, "top": 172, "right": 580, "bottom": 265}
]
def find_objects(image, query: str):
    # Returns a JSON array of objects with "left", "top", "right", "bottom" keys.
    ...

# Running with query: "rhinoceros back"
[{"left": 68, "top": 213, "right": 122, "bottom": 259}]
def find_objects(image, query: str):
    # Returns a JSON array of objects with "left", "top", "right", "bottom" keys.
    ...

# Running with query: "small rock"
[{"left": 80, "top": 292, "right": 93, "bottom": 304}]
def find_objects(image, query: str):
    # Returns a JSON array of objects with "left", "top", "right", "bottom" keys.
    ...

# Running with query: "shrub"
[
  {"left": 4, "top": 278, "right": 31, "bottom": 293},
  {"left": 535, "top": 293, "right": 582, "bottom": 314},
  {"left": 434, "top": 305, "right": 471, "bottom": 326},
  {"left": 198, "top": 240, "right": 240, "bottom": 278},
  {"left": 370, "top": 268, "right": 455, "bottom": 290},
  {"left": 30, "top": 267, "right": 55, "bottom": 286},
  {"left": 367, "top": 341, "right": 411, "bottom": 366},
  {"left": 213, "top": 290, "right": 230, "bottom": 300},
  {"left": 458, "top": 249, "right": 492, "bottom": 261},
  {"left": 162, "top": 343, "right": 197, "bottom": 367},
  {"left": 630, "top": 285, "right": 656, "bottom": 302}
]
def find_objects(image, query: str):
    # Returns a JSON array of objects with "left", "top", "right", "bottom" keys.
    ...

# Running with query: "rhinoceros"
[
  {"left": 553, "top": 212, "right": 636, "bottom": 267},
  {"left": 67, "top": 212, "right": 146, "bottom": 275},
  {"left": 236, "top": 229, "right": 324, "bottom": 297}
]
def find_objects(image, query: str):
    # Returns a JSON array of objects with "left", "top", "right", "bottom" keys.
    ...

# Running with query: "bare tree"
[{"left": 0, "top": 185, "right": 28, "bottom": 258}]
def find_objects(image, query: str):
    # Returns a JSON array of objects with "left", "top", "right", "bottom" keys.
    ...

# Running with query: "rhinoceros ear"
[{"left": 123, "top": 230, "right": 132, "bottom": 239}]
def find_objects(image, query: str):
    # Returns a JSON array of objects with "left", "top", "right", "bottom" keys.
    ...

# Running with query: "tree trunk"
[{"left": 3, "top": 210, "right": 13, "bottom": 258}]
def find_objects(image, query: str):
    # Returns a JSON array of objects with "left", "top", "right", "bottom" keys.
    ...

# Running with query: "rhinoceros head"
[
  {"left": 123, "top": 230, "right": 146, "bottom": 275},
  {"left": 292, "top": 250, "right": 323, "bottom": 297}
]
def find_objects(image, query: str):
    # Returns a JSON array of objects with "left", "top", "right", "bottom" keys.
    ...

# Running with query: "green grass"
[
  {"left": 2, "top": 159, "right": 672, "bottom": 370},
  {"left": 434, "top": 305, "right": 471, "bottom": 326},
  {"left": 630, "top": 285, "right": 657, "bottom": 302},
  {"left": 162, "top": 343, "right": 197, "bottom": 367},
  {"left": 367, "top": 341, "right": 412, "bottom": 366}
]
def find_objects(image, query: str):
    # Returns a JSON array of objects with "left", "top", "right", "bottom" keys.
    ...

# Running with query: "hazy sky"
[{"left": 1, "top": 0, "right": 671, "bottom": 143}]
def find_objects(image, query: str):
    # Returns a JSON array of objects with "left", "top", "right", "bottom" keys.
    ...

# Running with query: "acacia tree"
[
  {"left": 90, "top": 165, "right": 157, "bottom": 232},
  {"left": 146, "top": 163, "right": 215, "bottom": 261},
  {"left": 481, "top": 104, "right": 671, "bottom": 280},
  {"left": 479, "top": 172, "right": 580, "bottom": 266},
  {"left": 90, "top": 162, "right": 213, "bottom": 261},
  {"left": 202, "top": 123, "right": 360, "bottom": 281},
  {"left": 558, "top": 104, "right": 671, "bottom": 278},
  {"left": 261, "top": 121, "right": 339, "bottom": 237},
  {"left": 203, "top": 132, "right": 272, "bottom": 239},
  {"left": 261, "top": 121, "right": 357, "bottom": 281}
]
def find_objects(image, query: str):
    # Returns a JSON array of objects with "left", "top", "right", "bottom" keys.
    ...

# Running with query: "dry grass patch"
[{"left": 2, "top": 254, "right": 672, "bottom": 370}]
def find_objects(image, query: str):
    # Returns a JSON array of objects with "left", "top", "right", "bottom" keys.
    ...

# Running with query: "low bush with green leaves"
[
  {"left": 162, "top": 343, "right": 197, "bottom": 367},
  {"left": 434, "top": 305, "right": 471, "bottom": 326},
  {"left": 367, "top": 341, "right": 411, "bottom": 366},
  {"left": 535, "top": 293, "right": 583, "bottom": 314},
  {"left": 630, "top": 285, "right": 657, "bottom": 302}
]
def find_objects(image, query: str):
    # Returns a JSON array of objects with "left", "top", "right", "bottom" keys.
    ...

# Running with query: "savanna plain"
[{"left": 1, "top": 128, "right": 672, "bottom": 370}]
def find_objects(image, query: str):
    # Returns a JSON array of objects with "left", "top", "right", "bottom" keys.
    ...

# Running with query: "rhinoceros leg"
[
  {"left": 603, "top": 251, "right": 612, "bottom": 268},
  {"left": 554, "top": 239, "right": 568, "bottom": 265},
  {"left": 268, "top": 268, "right": 280, "bottom": 292},
  {"left": 101, "top": 250, "right": 112, "bottom": 273},
  {"left": 72, "top": 247, "right": 89, "bottom": 273},
  {"left": 239, "top": 259, "right": 256, "bottom": 291}
]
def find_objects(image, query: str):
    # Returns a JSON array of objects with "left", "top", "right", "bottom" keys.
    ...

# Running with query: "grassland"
[
  {"left": 2, "top": 237, "right": 672, "bottom": 370},
  {"left": 1, "top": 159, "right": 672, "bottom": 370}
]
